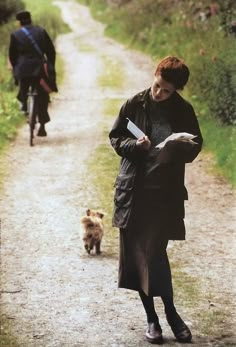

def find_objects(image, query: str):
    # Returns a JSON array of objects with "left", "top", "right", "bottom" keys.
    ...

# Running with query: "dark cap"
[{"left": 16, "top": 10, "right": 31, "bottom": 22}]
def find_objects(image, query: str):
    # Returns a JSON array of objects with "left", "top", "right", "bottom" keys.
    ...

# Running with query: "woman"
[{"left": 109, "top": 56, "right": 203, "bottom": 344}]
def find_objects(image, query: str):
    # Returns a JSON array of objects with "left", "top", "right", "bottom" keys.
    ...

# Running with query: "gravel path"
[{"left": 0, "top": 2, "right": 235, "bottom": 346}]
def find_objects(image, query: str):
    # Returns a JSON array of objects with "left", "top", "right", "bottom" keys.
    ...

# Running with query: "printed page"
[{"left": 156, "top": 132, "right": 197, "bottom": 148}]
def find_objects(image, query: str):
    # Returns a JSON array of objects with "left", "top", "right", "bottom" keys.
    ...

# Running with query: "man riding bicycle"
[{"left": 9, "top": 10, "right": 57, "bottom": 137}]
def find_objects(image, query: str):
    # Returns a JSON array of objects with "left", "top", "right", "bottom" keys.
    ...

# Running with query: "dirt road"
[{"left": 1, "top": 1, "right": 236, "bottom": 346}]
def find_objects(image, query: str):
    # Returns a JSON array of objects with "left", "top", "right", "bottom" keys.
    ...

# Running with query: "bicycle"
[{"left": 27, "top": 85, "right": 38, "bottom": 146}]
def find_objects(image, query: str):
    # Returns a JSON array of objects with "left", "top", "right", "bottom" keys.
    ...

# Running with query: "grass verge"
[
  {"left": 169, "top": 259, "right": 234, "bottom": 340},
  {"left": 188, "top": 94, "right": 236, "bottom": 186},
  {"left": 22, "top": 0, "right": 69, "bottom": 39},
  {"left": 0, "top": 92, "right": 24, "bottom": 154},
  {"left": 98, "top": 55, "right": 125, "bottom": 89},
  {"left": 0, "top": 317, "right": 18, "bottom": 347}
]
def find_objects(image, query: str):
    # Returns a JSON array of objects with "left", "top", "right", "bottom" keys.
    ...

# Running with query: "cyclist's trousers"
[{"left": 17, "top": 77, "right": 50, "bottom": 124}]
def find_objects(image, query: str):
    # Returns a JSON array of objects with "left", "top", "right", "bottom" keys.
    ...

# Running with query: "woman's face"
[{"left": 151, "top": 74, "right": 176, "bottom": 102}]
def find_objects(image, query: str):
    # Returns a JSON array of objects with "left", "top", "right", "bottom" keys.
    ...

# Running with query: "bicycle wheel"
[{"left": 27, "top": 91, "right": 37, "bottom": 146}]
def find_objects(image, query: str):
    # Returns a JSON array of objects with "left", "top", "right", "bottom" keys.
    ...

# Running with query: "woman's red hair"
[{"left": 155, "top": 56, "right": 190, "bottom": 90}]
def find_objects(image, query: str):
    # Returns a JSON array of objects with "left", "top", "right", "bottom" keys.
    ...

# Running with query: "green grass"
[
  {"left": 200, "top": 117, "right": 236, "bottom": 184},
  {"left": 0, "top": 318, "right": 18, "bottom": 347},
  {"left": 171, "top": 261, "right": 234, "bottom": 339},
  {"left": 168, "top": 241, "right": 235, "bottom": 340},
  {"left": 103, "top": 98, "right": 124, "bottom": 119},
  {"left": 77, "top": 42, "right": 95, "bottom": 53},
  {"left": 199, "top": 309, "right": 229, "bottom": 337},
  {"left": 98, "top": 55, "right": 125, "bottom": 89},
  {"left": 171, "top": 267, "right": 200, "bottom": 307},
  {"left": 187, "top": 94, "right": 236, "bottom": 186},
  {"left": 55, "top": 51, "right": 65, "bottom": 86},
  {"left": 88, "top": 140, "right": 119, "bottom": 222},
  {"left": 22, "top": 0, "right": 69, "bottom": 39},
  {"left": 0, "top": 92, "right": 24, "bottom": 153}
]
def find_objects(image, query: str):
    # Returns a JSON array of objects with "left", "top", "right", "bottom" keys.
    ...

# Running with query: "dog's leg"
[
  {"left": 85, "top": 245, "right": 91, "bottom": 254},
  {"left": 95, "top": 241, "right": 101, "bottom": 255}
]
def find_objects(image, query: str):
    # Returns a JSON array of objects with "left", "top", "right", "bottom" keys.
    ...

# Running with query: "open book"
[{"left": 155, "top": 133, "right": 197, "bottom": 148}]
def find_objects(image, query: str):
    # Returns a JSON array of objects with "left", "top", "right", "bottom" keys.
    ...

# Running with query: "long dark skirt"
[{"left": 119, "top": 189, "right": 185, "bottom": 297}]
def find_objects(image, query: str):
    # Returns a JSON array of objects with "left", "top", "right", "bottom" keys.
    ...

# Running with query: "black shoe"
[
  {"left": 166, "top": 313, "right": 192, "bottom": 343},
  {"left": 146, "top": 322, "right": 163, "bottom": 344},
  {"left": 37, "top": 124, "right": 47, "bottom": 137}
]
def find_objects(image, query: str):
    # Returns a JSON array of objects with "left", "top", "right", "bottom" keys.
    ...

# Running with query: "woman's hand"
[{"left": 136, "top": 136, "right": 151, "bottom": 151}]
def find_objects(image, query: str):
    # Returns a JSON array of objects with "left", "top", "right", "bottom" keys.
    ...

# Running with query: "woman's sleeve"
[
  {"left": 109, "top": 100, "right": 147, "bottom": 161},
  {"left": 161, "top": 103, "right": 203, "bottom": 164}
]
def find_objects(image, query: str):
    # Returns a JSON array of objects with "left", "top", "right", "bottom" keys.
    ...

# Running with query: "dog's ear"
[
  {"left": 86, "top": 209, "right": 91, "bottom": 216},
  {"left": 96, "top": 212, "right": 104, "bottom": 219}
]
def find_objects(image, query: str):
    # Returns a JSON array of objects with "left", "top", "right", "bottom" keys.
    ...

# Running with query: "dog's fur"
[{"left": 80, "top": 209, "right": 104, "bottom": 254}]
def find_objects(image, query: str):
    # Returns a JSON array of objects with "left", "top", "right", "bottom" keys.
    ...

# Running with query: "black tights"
[{"left": 139, "top": 290, "right": 177, "bottom": 323}]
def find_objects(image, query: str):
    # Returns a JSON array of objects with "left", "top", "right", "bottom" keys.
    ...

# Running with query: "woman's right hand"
[{"left": 136, "top": 136, "right": 151, "bottom": 151}]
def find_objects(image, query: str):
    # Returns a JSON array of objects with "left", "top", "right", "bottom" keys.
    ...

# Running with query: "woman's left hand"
[{"left": 136, "top": 136, "right": 151, "bottom": 151}]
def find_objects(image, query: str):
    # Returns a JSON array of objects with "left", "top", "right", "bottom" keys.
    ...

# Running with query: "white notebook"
[{"left": 126, "top": 118, "right": 145, "bottom": 139}]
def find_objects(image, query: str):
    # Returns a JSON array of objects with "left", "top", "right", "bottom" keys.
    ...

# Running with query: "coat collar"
[
  {"left": 132, "top": 88, "right": 150, "bottom": 104},
  {"left": 132, "top": 88, "right": 183, "bottom": 108}
]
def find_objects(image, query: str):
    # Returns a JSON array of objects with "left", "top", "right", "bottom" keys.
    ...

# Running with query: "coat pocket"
[
  {"left": 113, "top": 173, "right": 136, "bottom": 229},
  {"left": 114, "top": 174, "right": 135, "bottom": 207}
]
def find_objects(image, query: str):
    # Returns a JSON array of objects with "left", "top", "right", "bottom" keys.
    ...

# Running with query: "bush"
[
  {"left": 181, "top": 17, "right": 236, "bottom": 125},
  {"left": 0, "top": 0, "right": 25, "bottom": 24},
  {"left": 191, "top": 53, "right": 236, "bottom": 125}
]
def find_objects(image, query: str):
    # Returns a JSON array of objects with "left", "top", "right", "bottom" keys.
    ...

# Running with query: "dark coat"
[
  {"left": 9, "top": 24, "right": 56, "bottom": 80},
  {"left": 109, "top": 88, "right": 203, "bottom": 233}
]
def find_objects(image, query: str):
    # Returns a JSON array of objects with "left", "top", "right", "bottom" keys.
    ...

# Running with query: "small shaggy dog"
[{"left": 80, "top": 209, "right": 104, "bottom": 254}]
